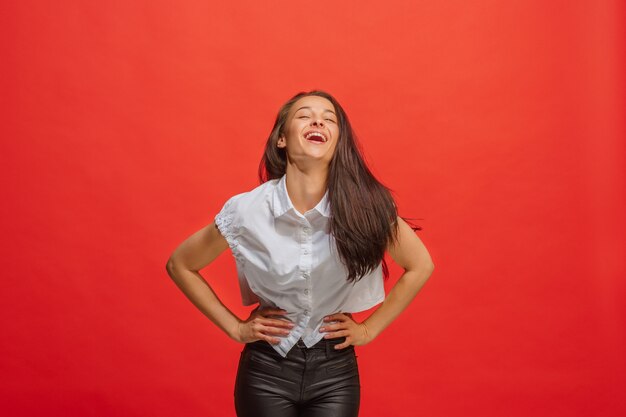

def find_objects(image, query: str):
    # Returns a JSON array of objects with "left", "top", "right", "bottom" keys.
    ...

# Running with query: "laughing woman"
[{"left": 166, "top": 90, "right": 434, "bottom": 417}]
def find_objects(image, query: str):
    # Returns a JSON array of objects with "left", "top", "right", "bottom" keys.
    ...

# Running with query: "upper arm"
[
  {"left": 166, "top": 222, "right": 230, "bottom": 273},
  {"left": 387, "top": 216, "right": 434, "bottom": 272}
]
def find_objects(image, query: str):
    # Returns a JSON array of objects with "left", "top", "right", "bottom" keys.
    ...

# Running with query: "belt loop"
[{"left": 325, "top": 338, "right": 331, "bottom": 358}]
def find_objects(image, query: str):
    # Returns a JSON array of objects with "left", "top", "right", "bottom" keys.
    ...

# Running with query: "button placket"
[{"left": 300, "top": 221, "right": 313, "bottom": 314}]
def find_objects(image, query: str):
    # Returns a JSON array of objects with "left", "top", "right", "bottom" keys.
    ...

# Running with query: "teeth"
[{"left": 305, "top": 132, "right": 326, "bottom": 142}]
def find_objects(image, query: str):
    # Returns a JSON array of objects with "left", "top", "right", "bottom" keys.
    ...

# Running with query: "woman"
[{"left": 166, "top": 90, "right": 434, "bottom": 417}]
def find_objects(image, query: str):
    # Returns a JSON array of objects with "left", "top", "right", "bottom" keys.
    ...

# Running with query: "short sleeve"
[
  {"left": 214, "top": 194, "right": 244, "bottom": 263},
  {"left": 214, "top": 194, "right": 259, "bottom": 306}
]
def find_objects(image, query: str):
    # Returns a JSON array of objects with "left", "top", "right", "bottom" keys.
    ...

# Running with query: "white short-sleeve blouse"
[{"left": 214, "top": 173, "right": 385, "bottom": 357}]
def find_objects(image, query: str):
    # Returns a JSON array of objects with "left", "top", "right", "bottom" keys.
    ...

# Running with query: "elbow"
[
  {"left": 166, "top": 255, "right": 196, "bottom": 278},
  {"left": 420, "top": 259, "right": 435, "bottom": 275},
  {"left": 405, "top": 260, "right": 434, "bottom": 276},
  {"left": 165, "top": 257, "right": 180, "bottom": 277},
  {"left": 423, "top": 253, "right": 435, "bottom": 271}
]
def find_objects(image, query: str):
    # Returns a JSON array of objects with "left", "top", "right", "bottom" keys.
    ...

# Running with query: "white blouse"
[{"left": 214, "top": 173, "right": 385, "bottom": 357}]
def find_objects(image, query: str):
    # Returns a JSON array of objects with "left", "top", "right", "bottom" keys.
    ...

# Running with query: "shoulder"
[
  {"left": 216, "top": 179, "right": 280, "bottom": 217},
  {"left": 214, "top": 179, "right": 280, "bottom": 248}
]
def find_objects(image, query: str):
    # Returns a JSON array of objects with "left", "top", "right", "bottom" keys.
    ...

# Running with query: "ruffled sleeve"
[
  {"left": 214, "top": 194, "right": 259, "bottom": 306},
  {"left": 214, "top": 195, "right": 245, "bottom": 266}
]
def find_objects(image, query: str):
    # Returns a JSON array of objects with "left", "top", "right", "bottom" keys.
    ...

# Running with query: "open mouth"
[{"left": 304, "top": 131, "right": 327, "bottom": 144}]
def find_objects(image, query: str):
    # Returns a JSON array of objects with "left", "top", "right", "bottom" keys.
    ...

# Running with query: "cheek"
[
  {"left": 282, "top": 127, "right": 296, "bottom": 142},
  {"left": 288, "top": 122, "right": 304, "bottom": 138}
]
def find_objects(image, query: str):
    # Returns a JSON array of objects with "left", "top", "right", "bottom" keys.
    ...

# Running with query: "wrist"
[
  {"left": 361, "top": 321, "right": 378, "bottom": 343},
  {"left": 228, "top": 320, "right": 244, "bottom": 343}
]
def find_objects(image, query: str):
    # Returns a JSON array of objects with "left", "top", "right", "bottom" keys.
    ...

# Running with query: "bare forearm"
[
  {"left": 362, "top": 266, "right": 434, "bottom": 340},
  {"left": 166, "top": 264, "right": 241, "bottom": 341}
]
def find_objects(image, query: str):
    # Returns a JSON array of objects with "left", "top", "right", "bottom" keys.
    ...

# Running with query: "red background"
[{"left": 2, "top": 1, "right": 625, "bottom": 416}]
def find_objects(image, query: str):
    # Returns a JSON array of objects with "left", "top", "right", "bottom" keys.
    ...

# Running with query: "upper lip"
[{"left": 303, "top": 129, "right": 328, "bottom": 142}]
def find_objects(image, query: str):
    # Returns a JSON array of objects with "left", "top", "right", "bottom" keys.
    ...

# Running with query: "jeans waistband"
[
  {"left": 247, "top": 337, "right": 350, "bottom": 352},
  {"left": 295, "top": 336, "right": 347, "bottom": 349}
]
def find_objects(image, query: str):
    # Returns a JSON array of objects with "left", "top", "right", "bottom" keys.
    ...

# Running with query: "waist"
[
  {"left": 296, "top": 336, "right": 346, "bottom": 349},
  {"left": 249, "top": 336, "right": 347, "bottom": 350}
]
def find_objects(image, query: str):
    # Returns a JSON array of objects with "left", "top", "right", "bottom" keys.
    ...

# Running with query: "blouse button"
[
  {"left": 302, "top": 272, "right": 309, "bottom": 279},
  {"left": 303, "top": 249, "right": 309, "bottom": 254},
  {"left": 303, "top": 227, "right": 311, "bottom": 233},
  {"left": 304, "top": 289, "right": 309, "bottom": 295}
]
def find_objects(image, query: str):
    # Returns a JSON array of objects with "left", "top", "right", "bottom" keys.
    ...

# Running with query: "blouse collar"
[{"left": 272, "top": 173, "right": 330, "bottom": 218}]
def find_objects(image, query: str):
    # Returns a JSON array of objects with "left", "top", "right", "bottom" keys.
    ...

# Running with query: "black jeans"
[{"left": 234, "top": 337, "right": 360, "bottom": 417}]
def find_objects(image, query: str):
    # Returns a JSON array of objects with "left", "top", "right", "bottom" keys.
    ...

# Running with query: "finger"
[
  {"left": 260, "top": 318, "right": 295, "bottom": 329},
  {"left": 334, "top": 338, "right": 352, "bottom": 350},
  {"left": 259, "top": 324, "right": 292, "bottom": 337},
  {"left": 319, "top": 323, "right": 347, "bottom": 333},
  {"left": 323, "top": 330, "right": 349, "bottom": 339},
  {"left": 253, "top": 326, "right": 283, "bottom": 344},
  {"left": 259, "top": 334, "right": 281, "bottom": 345},
  {"left": 324, "top": 313, "right": 347, "bottom": 323}
]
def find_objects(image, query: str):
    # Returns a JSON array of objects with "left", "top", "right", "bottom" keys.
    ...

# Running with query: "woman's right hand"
[{"left": 235, "top": 307, "right": 295, "bottom": 344}]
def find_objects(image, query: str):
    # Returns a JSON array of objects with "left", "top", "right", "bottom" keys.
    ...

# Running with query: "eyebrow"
[{"left": 294, "top": 106, "right": 336, "bottom": 116}]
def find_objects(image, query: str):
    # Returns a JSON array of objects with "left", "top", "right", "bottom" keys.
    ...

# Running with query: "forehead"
[{"left": 290, "top": 96, "right": 336, "bottom": 115}]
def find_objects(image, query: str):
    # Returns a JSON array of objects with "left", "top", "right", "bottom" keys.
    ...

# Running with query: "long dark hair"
[{"left": 258, "top": 90, "right": 422, "bottom": 282}]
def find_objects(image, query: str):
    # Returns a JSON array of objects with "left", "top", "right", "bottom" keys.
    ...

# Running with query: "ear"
[{"left": 277, "top": 134, "right": 286, "bottom": 148}]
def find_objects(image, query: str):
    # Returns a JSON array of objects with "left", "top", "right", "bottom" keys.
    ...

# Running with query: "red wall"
[{"left": 2, "top": 1, "right": 625, "bottom": 416}]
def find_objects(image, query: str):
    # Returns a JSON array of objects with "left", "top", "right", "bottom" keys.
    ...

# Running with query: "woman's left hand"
[{"left": 319, "top": 312, "right": 373, "bottom": 349}]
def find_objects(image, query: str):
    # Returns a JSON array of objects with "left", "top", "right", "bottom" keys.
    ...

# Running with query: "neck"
[{"left": 284, "top": 162, "right": 328, "bottom": 215}]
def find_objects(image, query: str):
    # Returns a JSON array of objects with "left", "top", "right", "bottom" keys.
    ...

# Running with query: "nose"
[{"left": 311, "top": 118, "right": 325, "bottom": 127}]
